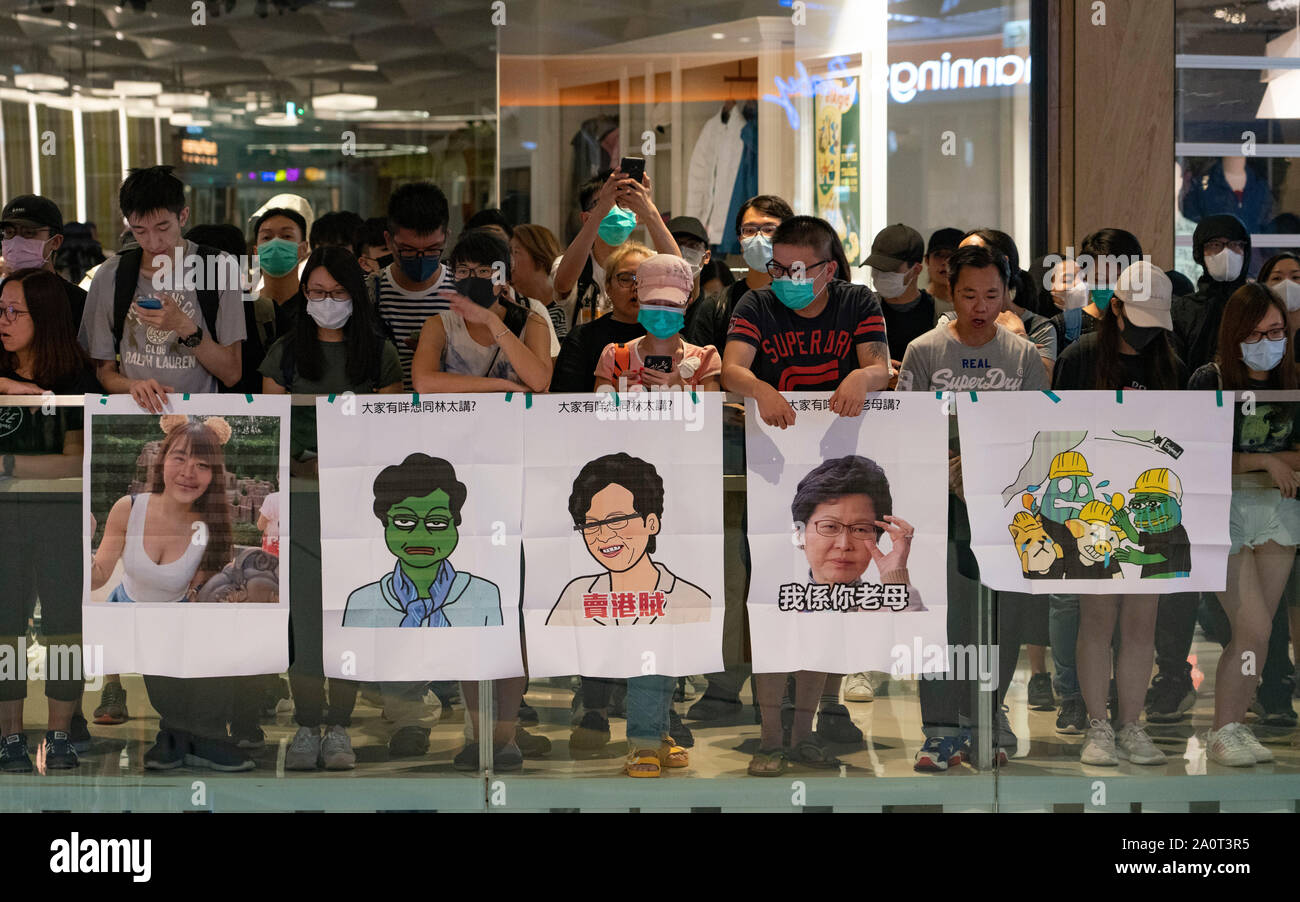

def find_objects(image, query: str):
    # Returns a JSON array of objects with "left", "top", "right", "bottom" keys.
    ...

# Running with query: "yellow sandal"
[
  {"left": 624, "top": 748, "right": 662, "bottom": 777},
  {"left": 658, "top": 739, "right": 689, "bottom": 769}
]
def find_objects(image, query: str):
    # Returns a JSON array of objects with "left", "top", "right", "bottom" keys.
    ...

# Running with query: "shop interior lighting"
[
  {"left": 157, "top": 92, "right": 209, "bottom": 108},
  {"left": 112, "top": 80, "right": 164, "bottom": 96},
  {"left": 13, "top": 73, "right": 68, "bottom": 91},
  {"left": 311, "top": 92, "right": 378, "bottom": 112}
]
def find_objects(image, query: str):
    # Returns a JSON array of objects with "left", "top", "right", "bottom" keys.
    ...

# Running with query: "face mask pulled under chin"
[{"left": 1204, "top": 247, "right": 1244, "bottom": 283}]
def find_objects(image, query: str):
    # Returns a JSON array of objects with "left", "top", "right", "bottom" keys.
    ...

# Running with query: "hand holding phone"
[
  {"left": 136, "top": 297, "right": 163, "bottom": 310},
  {"left": 643, "top": 354, "right": 672, "bottom": 373},
  {"left": 619, "top": 156, "right": 646, "bottom": 184}
]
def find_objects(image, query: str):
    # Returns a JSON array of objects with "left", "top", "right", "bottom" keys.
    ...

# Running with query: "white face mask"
[
  {"left": 306, "top": 298, "right": 353, "bottom": 330},
  {"left": 1271, "top": 279, "right": 1300, "bottom": 314},
  {"left": 1204, "top": 247, "right": 1244, "bottom": 283},
  {"left": 680, "top": 246, "right": 705, "bottom": 279},
  {"left": 871, "top": 267, "right": 908, "bottom": 299}
]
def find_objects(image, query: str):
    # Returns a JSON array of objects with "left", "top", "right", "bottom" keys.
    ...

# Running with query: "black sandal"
[{"left": 792, "top": 733, "right": 843, "bottom": 769}]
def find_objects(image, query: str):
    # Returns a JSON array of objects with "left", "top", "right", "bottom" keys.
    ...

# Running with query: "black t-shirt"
[
  {"left": 64, "top": 278, "right": 87, "bottom": 330},
  {"left": 551, "top": 313, "right": 645, "bottom": 392},
  {"left": 0, "top": 363, "right": 99, "bottom": 455},
  {"left": 727, "top": 281, "right": 888, "bottom": 391},
  {"left": 1052, "top": 331, "right": 1188, "bottom": 391},
  {"left": 236, "top": 292, "right": 300, "bottom": 395},
  {"left": 687, "top": 279, "right": 753, "bottom": 353},
  {"left": 880, "top": 290, "right": 936, "bottom": 363},
  {"left": 1049, "top": 309, "right": 1099, "bottom": 355},
  {"left": 1136, "top": 523, "right": 1191, "bottom": 577}
]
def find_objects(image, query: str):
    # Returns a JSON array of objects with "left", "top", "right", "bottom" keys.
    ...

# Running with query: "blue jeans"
[
  {"left": 1048, "top": 595, "right": 1080, "bottom": 698},
  {"left": 625, "top": 675, "right": 675, "bottom": 748}
]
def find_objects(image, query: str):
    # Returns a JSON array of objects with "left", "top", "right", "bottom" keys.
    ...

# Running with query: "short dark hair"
[
  {"left": 184, "top": 223, "right": 247, "bottom": 258},
  {"left": 119, "top": 165, "right": 186, "bottom": 220},
  {"left": 353, "top": 216, "right": 388, "bottom": 256},
  {"left": 372, "top": 453, "right": 467, "bottom": 526},
  {"left": 772, "top": 215, "right": 837, "bottom": 262},
  {"left": 963, "top": 228, "right": 1021, "bottom": 275},
  {"left": 387, "top": 182, "right": 449, "bottom": 235},
  {"left": 578, "top": 170, "right": 614, "bottom": 213},
  {"left": 1259, "top": 252, "right": 1300, "bottom": 284},
  {"left": 465, "top": 208, "right": 514, "bottom": 238},
  {"left": 309, "top": 210, "right": 363, "bottom": 251},
  {"left": 568, "top": 453, "right": 665, "bottom": 555},
  {"left": 252, "top": 207, "right": 307, "bottom": 243},
  {"left": 791, "top": 455, "right": 893, "bottom": 539},
  {"left": 948, "top": 243, "right": 1011, "bottom": 291},
  {"left": 449, "top": 228, "right": 511, "bottom": 281},
  {"left": 734, "top": 194, "right": 793, "bottom": 237},
  {"left": 1080, "top": 227, "right": 1143, "bottom": 262}
]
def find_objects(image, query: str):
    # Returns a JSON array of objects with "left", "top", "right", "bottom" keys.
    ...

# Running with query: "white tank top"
[
  {"left": 120, "top": 493, "right": 208, "bottom": 603},
  {"left": 439, "top": 310, "right": 521, "bottom": 382}
]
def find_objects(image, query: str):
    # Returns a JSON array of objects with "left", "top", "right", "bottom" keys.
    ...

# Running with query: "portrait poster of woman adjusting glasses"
[{"left": 744, "top": 391, "right": 947, "bottom": 675}]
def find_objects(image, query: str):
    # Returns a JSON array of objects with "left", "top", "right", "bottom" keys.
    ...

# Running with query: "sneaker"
[
  {"left": 92, "top": 681, "right": 129, "bottom": 725},
  {"left": 388, "top": 725, "right": 430, "bottom": 758},
  {"left": 143, "top": 731, "right": 185, "bottom": 770},
  {"left": 569, "top": 710, "right": 610, "bottom": 749},
  {"left": 285, "top": 726, "right": 323, "bottom": 771},
  {"left": 1236, "top": 724, "right": 1274, "bottom": 764},
  {"left": 0, "top": 734, "right": 32, "bottom": 773},
  {"left": 185, "top": 737, "right": 255, "bottom": 772},
  {"left": 914, "top": 735, "right": 963, "bottom": 772},
  {"left": 68, "top": 713, "right": 92, "bottom": 753},
  {"left": 320, "top": 725, "right": 356, "bottom": 770},
  {"left": 1027, "top": 673, "right": 1055, "bottom": 710},
  {"left": 1207, "top": 723, "right": 1257, "bottom": 767},
  {"left": 515, "top": 726, "right": 551, "bottom": 758},
  {"left": 453, "top": 742, "right": 480, "bottom": 771},
  {"left": 42, "top": 731, "right": 80, "bottom": 770},
  {"left": 817, "top": 702, "right": 863, "bottom": 745},
  {"left": 1080, "top": 719, "right": 1118, "bottom": 766},
  {"left": 685, "top": 695, "right": 742, "bottom": 721},
  {"left": 995, "top": 705, "right": 1017, "bottom": 750},
  {"left": 517, "top": 700, "right": 539, "bottom": 727},
  {"left": 232, "top": 724, "right": 265, "bottom": 750},
  {"left": 1056, "top": 695, "right": 1087, "bottom": 734},
  {"left": 1145, "top": 669, "right": 1196, "bottom": 724},
  {"left": 1115, "top": 722, "right": 1166, "bottom": 765},
  {"left": 844, "top": 672, "right": 875, "bottom": 703},
  {"left": 494, "top": 741, "right": 524, "bottom": 772}
]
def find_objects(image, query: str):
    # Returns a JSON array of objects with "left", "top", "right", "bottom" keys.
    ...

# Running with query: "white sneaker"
[
  {"left": 844, "top": 672, "right": 875, "bottom": 703},
  {"left": 320, "top": 725, "right": 356, "bottom": 770},
  {"left": 285, "top": 725, "right": 322, "bottom": 771},
  {"left": 1207, "top": 723, "right": 1257, "bottom": 767},
  {"left": 1237, "top": 725, "right": 1274, "bottom": 763},
  {"left": 1115, "top": 722, "right": 1166, "bottom": 765},
  {"left": 1080, "top": 718, "right": 1118, "bottom": 766}
]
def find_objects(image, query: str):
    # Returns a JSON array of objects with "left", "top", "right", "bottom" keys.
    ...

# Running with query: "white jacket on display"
[{"left": 686, "top": 106, "right": 746, "bottom": 246}]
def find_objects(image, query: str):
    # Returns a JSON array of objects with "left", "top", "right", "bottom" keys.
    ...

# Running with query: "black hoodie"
[{"left": 1170, "top": 213, "right": 1251, "bottom": 374}]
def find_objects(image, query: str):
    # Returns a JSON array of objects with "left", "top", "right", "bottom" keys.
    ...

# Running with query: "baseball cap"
[
  {"left": 927, "top": 227, "right": 964, "bottom": 256},
  {"left": 636, "top": 253, "right": 693, "bottom": 307},
  {"left": 248, "top": 193, "right": 315, "bottom": 239},
  {"left": 865, "top": 223, "right": 925, "bottom": 270},
  {"left": 1, "top": 195, "right": 63, "bottom": 234},
  {"left": 1113, "top": 261, "right": 1173, "bottom": 331},
  {"left": 666, "top": 216, "right": 709, "bottom": 246}
]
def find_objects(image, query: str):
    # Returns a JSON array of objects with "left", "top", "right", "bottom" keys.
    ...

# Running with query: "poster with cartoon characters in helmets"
[{"left": 958, "top": 391, "right": 1233, "bottom": 593}]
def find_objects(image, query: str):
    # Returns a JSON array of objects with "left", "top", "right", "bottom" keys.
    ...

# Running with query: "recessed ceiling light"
[
  {"left": 313, "top": 92, "right": 377, "bottom": 111},
  {"left": 711, "top": 32, "right": 726, "bottom": 39},
  {"left": 114, "top": 80, "right": 163, "bottom": 96}
]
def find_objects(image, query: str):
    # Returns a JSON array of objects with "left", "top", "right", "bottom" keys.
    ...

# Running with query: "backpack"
[
  {"left": 574, "top": 256, "right": 601, "bottom": 323},
  {"left": 113, "top": 244, "right": 224, "bottom": 354},
  {"left": 609, "top": 342, "right": 633, "bottom": 378}
]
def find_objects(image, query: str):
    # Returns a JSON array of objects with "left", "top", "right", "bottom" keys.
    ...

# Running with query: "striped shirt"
[{"left": 375, "top": 264, "right": 460, "bottom": 388}]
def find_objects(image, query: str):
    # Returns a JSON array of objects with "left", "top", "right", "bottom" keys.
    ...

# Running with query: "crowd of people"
[{"left": 2, "top": 161, "right": 1300, "bottom": 780}]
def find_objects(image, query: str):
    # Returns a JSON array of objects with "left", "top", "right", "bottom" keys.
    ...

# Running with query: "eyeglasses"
[
  {"left": 453, "top": 265, "right": 497, "bottom": 280},
  {"left": 304, "top": 290, "right": 352, "bottom": 302},
  {"left": 575, "top": 512, "right": 641, "bottom": 535},
  {"left": 810, "top": 519, "right": 876, "bottom": 540},
  {"left": 612, "top": 272, "right": 638, "bottom": 288},
  {"left": 388, "top": 514, "right": 453, "bottom": 532},
  {"left": 395, "top": 248, "right": 442, "bottom": 260},
  {"left": 1, "top": 225, "right": 50, "bottom": 241},
  {"left": 0, "top": 305, "right": 30, "bottom": 323},
  {"left": 766, "top": 258, "right": 831, "bottom": 281},
  {"left": 739, "top": 223, "right": 779, "bottom": 239},
  {"left": 1243, "top": 327, "right": 1287, "bottom": 344},
  {"left": 1203, "top": 238, "right": 1247, "bottom": 256}
]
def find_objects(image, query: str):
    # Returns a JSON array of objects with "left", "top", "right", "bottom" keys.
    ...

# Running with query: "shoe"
[
  {"left": 515, "top": 726, "right": 551, "bottom": 758},
  {"left": 143, "top": 731, "right": 185, "bottom": 770},
  {"left": 388, "top": 725, "right": 430, "bottom": 758},
  {"left": 68, "top": 713, "right": 92, "bottom": 753},
  {"left": 1235, "top": 724, "right": 1274, "bottom": 764},
  {"left": 1027, "top": 673, "right": 1055, "bottom": 710},
  {"left": 569, "top": 710, "right": 610, "bottom": 749},
  {"left": 844, "top": 672, "right": 875, "bottom": 703},
  {"left": 517, "top": 700, "right": 539, "bottom": 727},
  {"left": 285, "top": 726, "right": 323, "bottom": 771},
  {"left": 0, "top": 734, "right": 32, "bottom": 773},
  {"left": 914, "top": 735, "right": 963, "bottom": 772},
  {"left": 494, "top": 741, "right": 524, "bottom": 772},
  {"left": 232, "top": 724, "right": 265, "bottom": 750},
  {"left": 995, "top": 705, "right": 1017, "bottom": 750},
  {"left": 1145, "top": 669, "right": 1196, "bottom": 724},
  {"left": 817, "top": 702, "right": 863, "bottom": 744},
  {"left": 92, "top": 681, "right": 129, "bottom": 725},
  {"left": 42, "top": 731, "right": 80, "bottom": 770},
  {"left": 1115, "top": 722, "right": 1166, "bottom": 765},
  {"left": 685, "top": 695, "right": 742, "bottom": 721},
  {"left": 453, "top": 742, "right": 480, "bottom": 771},
  {"left": 1207, "top": 723, "right": 1257, "bottom": 767},
  {"left": 1080, "top": 718, "right": 1118, "bottom": 766},
  {"left": 1248, "top": 693, "right": 1298, "bottom": 727},
  {"left": 320, "top": 725, "right": 356, "bottom": 770},
  {"left": 185, "top": 737, "right": 255, "bottom": 772},
  {"left": 668, "top": 708, "right": 694, "bottom": 749},
  {"left": 1056, "top": 695, "right": 1087, "bottom": 735}
]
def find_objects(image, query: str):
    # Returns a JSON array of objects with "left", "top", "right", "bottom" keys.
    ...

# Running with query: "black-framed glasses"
[
  {"left": 575, "top": 512, "right": 642, "bottom": 535},
  {"left": 395, "top": 247, "right": 442, "bottom": 260},
  {"left": 1243, "top": 327, "right": 1287, "bottom": 344},
  {"left": 453, "top": 265, "right": 497, "bottom": 280},
  {"left": 738, "top": 223, "right": 779, "bottom": 239},
  {"left": 303, "top": 290, "right": 352, "bottom": 302},
  {"left": 2, "top": 225, "right": 50, "bottom": 241},
  {"left": 0, "top": 305, "right": 30, "bottom": 323},
  {"left": 1203, "top": 238, "right": 1246, "bottom": 256},
  {"left": 810, "top": 519, "right": 875, "bottom": 540},
  {"left": 388, "top": 514, "right": 453, "bottom": 532},
  {"left": 766, "top": 258, "right": 831, "bottom": 281}
]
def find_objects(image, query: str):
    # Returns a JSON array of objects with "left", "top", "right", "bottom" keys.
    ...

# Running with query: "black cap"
[
  {"left": 666, "top": 216, "right": 709, "bottom": 245},
  {"left": 865, "top": 223, "right": 925, "bottom": 270},
  {"left": 926, "top": 227, "right": 963, "bottom": 256},
  {"left": 1, "top": 195, "right": 63, "bottom": 234}
]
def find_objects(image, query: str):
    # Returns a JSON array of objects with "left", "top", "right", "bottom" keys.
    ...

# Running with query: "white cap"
[{"left": 248, "top": 193, "right": 315, "bottom": 238}]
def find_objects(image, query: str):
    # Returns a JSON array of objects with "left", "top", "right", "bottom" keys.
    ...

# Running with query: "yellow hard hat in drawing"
[
  {"left": 1048, "top": 450, "right": 1091, "bottom": 479},
  {"left": 1129, "top": 468, "right": 1182, "bottom": 504},
  {"left": 1078, "top": 500, "right": 1119, "bottom": 524}
]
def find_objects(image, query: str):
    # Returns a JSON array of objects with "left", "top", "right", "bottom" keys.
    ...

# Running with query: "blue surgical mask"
[
  {"left": 637, "top": 305, "right": 685, "bottom": 339},
  {"left": 399, "top": 253, "right": 440, "bottom": 283},
  {"left": 770, "top": 276, "right": 816, "bottom": 311},
  {"left": 1241, "top": 336, "right": 1287, "bottom": 373},
  {"left": 1091, "top": 288, "right": 1114, "bottom": 312},
  {"left": 742, "top": 233, "right": 773, "bottom": 273},
  {"left": 597, "top": 206, "right": 637, "bottom": 245}
]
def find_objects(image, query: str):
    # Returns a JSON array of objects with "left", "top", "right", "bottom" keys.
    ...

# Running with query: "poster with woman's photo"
[
  {"left": 316, "top": 395, "right": 524, "bottom": 681},
  {"left": 522, "top": 393, "right": 725, "bottom": 678},
  {"left": 959, "top": 390, "right": 1233, "bottom": 593},
  {"left": 745, "top": 393, "right": 948, "bottom": 674},
  {"left": 82, "top": 395, "right": 291, "bottom": 677}
]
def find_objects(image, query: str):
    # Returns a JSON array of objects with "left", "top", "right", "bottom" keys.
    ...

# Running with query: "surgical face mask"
[
  {"left": 680, "top": 246, "right": 706, "bottom": 278},
  {"left": 1241, "top": 336, "right": 1287, "bottom": 372},
  {"left": 1270, "top": 279, "right": 1300, "bottom": 314},
  {"left": 399, "top": 252, "right": 440, "bottom": 284},
  {"left": 637, "top": 305, "right": 685, "bottom": 339},
  {"left": 257, "top": 238, "right": 300, "bottom": 278},
  {"left": 871, "top": 267, "right": 907, "bottom": 299},
  {"left": 1120, "top": 320, "right": 1164, "bottom": 352},
  {"left": 1090, "top": 288, "right": 1114, "bottom": 312},
  {"left": 597, "top": 206, "right": 637, "bottom": 245},
  {"left": 1204, "top": 247, "right": 1244, "bottom": 283},
  {"left": 454, "top": 276, "right": 498, "bottom": 308},
  {"left": 306, "top": 298, "right": 352, "bottom": 330},
  {"left": 741, "top": 233, "right": 773, "bottom": 273},
  {"left": 1, "top": 235, "right": 53, "bottom": 271},
  {"left": 770, "top": 275, "right": 818, "bottom": 311}
]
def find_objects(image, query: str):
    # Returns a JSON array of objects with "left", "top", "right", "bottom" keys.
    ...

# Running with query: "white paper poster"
[
  {"left": 522, "top": 392, "right": 725, "bottom": 678},
  {"left": 959, "top": 390, "right": 1233, "bottom": 593},
  {"left": 745, "top": 393, "right": 948, "bottom": 674},
  {"left": 83, "top": 394, "right": 291, "bottom": 677},
  {"left": 317, "top": 394, "right": 524, "bottom": 681}
]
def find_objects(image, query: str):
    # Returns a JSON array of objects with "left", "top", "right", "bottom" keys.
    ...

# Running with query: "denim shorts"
[{"left": 1229, "top": 487, "right": 1300, "bottom": 555}]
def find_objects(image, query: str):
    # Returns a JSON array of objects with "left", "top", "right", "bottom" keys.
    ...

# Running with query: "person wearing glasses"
[
  {"left": 1171, "top": 214, "right": 1253, "bottom": 374},
  {"left": 551, "top": 242, "right": 652, "bottom": 392},
  {"left": 1, "top": 195, "right": 85, "bottom": 325}
]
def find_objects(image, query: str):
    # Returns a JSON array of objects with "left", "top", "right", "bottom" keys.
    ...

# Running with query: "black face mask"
[
  {"left": 375, "top": 253, "right": 394, "bottom": 269},
  {"left": 455, "top": 276, "right": 498, "bottom": 308},
  {"left": 1121, "top": 321, "right": 1164, "bottom": 352}
]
